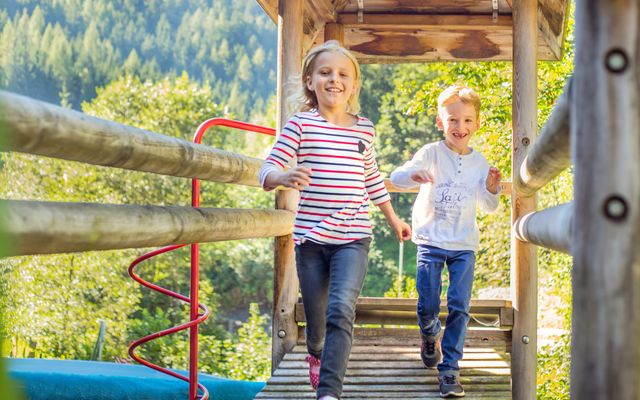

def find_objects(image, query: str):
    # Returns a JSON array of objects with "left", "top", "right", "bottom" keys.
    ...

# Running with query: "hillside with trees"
[{"left": 0, "top": 0, "right": 277, "bottom": 118}]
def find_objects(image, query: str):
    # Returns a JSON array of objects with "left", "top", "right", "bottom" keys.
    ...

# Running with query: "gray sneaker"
[
  {"left": 420, "top": 331, "right": 442, "bottom": 368},
  {"left": 439, "top": 374, "right": 465, "bottom": 398}
]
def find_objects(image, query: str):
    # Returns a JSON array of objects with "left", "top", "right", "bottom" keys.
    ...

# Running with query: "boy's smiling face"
[{"left": 437, "top": 97, "right": 480, "bottom": 155}]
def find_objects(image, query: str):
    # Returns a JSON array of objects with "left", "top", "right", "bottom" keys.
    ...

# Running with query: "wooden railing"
[
  {"left": 512, "top": 78, "right": 573, "bottom": 254},
  {"left": 0, "top": 91, "right": 294, "bottom": 257},
  {"left": 0, "top": 90, "right": 294, "bottom": 400}
]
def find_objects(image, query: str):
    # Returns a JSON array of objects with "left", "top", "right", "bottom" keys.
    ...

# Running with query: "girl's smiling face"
[
  {"left": 437, "top": 98, "right": 480, "bottom": 155},
  {"left": 306, "top": 50, "right": 358, "bottom": 115}
]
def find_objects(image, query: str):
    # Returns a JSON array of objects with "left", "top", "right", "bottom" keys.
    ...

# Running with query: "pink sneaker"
[{"left": 305, "top": 354, "right": 321, "bottom": 389}]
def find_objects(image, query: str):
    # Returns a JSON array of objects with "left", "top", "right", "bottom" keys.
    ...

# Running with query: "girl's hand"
[
  {"left": 280, "top": 166, "right": 313, "bottom": 190},
  {"left": 410, "top": 169, "right": 433, "bottom": 184},
  {"left": 486, "top": 166, "right": 502, "bottom": 194},
  {"left": 392, "top": 218, "right": 412, "bottom": 242}
]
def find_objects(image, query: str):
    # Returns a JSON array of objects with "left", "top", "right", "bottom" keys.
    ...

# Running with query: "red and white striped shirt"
[{"left": 259, "top": 111, "right": 391, "bottom": 245}]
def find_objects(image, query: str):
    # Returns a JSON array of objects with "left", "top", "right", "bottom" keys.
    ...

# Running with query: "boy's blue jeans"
[
  {"left": 295, "top": 237, "right": 371, "bottom": 399},
  {"left": 416, "top": 244, "right": 475, "bottom": 375}
]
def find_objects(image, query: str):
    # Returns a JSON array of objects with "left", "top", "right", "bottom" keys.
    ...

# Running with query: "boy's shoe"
[
  {"left": 420, "top": 331, "right": 443, "bottom": 368},
  {"left": 439, "top": 374, "right": 465, "bottom": 398},
  {"left": 305, "top": 354, "right": 321, "bottom": 389}
]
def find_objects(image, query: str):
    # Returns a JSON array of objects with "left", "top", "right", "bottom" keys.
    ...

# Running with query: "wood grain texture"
[
  {"left": 3, "top": 200, "right": 294, "bottom": 256},
  {"left": 572, "top": 1, "right": 640, "bottom": 398},
  {"left": 514, "top": 79, "right": 571, "bottom": 197},
  {"left": 257, "top": 328, "right": 512, "bottom": 399},
  {"left": 0, "top": 91, "right": 264, "bottom": 187},
  {"left": 257, "top": 1, "right": 569, "bottom": 62},
  {"left": 513, "top": 202, "right": 572, "bottom": 253},
  {"left": 510, "top": 0, "right": 538, "bottom": 399},
  {"left": 272, "top": 0, "right": 304, "bottom": 372},
  {"left": 295, "top": 298, "right": 514, "bottom": 328}
]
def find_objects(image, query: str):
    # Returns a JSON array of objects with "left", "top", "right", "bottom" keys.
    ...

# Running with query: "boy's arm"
[
  {"left": 377, "top": 200, "right": 412, "bottom": 241},
  {"left": 478, "top": 166, "right": 501, "bottom": 212},
  {"left": 390, "top": 145, "right": 430, "bottom": 189}
]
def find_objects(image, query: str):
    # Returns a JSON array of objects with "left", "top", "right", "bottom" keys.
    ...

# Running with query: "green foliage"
[
  {"left": 224, "top": 303, "right": 271, "bottom": 381},
  {"left": 0, "top": 75, "right": 274, "bottom": 378},
  {"left": 537, "top": 333, "right": 571, "bottom": 400},
  {"left": 0, "top": 0, "right": 276, "bottom": 118},
  {"left": 0, "top": 107, "right": 24, "bottom": 400}
]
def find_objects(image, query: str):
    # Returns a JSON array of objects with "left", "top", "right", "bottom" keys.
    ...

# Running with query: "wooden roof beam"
[
  {"left": 255, "top": 0, "right": 277, "bottom": 23},
  {"left": 338, "top": 13, "right": 513, "bottom": 30}
]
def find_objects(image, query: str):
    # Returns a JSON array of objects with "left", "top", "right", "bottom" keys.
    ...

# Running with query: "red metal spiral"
[{"left": 128, "top": 118, "right": 275, "bottom": 399}]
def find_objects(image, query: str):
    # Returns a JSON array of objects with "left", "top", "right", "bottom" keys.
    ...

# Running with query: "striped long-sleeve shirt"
[{"left": 259, "top": 111, "right": 391, "bottom": 245}]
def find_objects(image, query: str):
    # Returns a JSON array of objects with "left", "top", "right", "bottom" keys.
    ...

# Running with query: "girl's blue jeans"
[
  {"left": 295, "top": 237, "right": 371, "bottom": 399},
  {"left": 416, "top": 244, "right": 475, "bottom": 374}
]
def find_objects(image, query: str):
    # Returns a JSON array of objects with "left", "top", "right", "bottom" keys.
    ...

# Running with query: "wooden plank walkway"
[{"left": 257, "top": 298, "right": 513, "bottom": 399}]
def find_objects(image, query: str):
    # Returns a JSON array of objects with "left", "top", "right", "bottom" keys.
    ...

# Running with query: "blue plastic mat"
[{"left": 6, "top": 358, "right": 265, "bottom": 400}]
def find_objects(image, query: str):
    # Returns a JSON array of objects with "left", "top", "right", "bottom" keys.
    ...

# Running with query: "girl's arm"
[
  {"left": 259, "top": 116, "right": 306, "bottom": 191},
  {"left": 263, "top": 166, "right": 312, "bottom": 191},
  {"left": 377, "top": 200, "right": 412, "bottom": 241}
]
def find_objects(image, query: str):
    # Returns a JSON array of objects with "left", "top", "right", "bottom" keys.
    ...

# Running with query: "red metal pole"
[{"left": 128, "top": 118, "right": 275, "bottom": 400}]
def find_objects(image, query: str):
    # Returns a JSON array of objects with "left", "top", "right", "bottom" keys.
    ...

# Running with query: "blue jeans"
[
  {"left": 295, "top": 237, "right": 371, "bottom": 399},
  {"left": 416, "top": 245, "right": 475, "bottom": 374}
]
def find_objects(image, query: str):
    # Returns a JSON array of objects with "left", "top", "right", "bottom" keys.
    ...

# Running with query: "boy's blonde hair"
[
  {"left": 437, "top": 85, "right": 481, "bottom": 119},
  {"left": 289, "top": 40, "right": 362, "bottom": 116}
]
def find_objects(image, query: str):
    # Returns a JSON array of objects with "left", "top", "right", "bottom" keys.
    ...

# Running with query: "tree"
[{"left": 0, "top": 74, "right": 274, "bottom": 370}]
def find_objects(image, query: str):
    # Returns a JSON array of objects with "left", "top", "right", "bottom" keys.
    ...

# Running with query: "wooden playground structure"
[{"left": 2, "top": 0, "right": 639, "bottom": 399}]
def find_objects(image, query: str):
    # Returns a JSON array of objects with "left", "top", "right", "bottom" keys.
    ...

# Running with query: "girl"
[{"left": 258, "top": 40, "right": 411, "bottom": 400}]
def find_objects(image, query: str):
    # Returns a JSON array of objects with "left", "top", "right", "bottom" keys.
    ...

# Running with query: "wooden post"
[
  {"left": 272, "top": 0, "right": 303, "bottom": 371},
  {"left": 572, "top": 1, "right": 640, "bottom": 398},
  {"left": 511, "top": 0, "right": 538, "bottom": 398},
  {"left": 324, "top": 22, "right": 344, "bottom": 44},
  {"left": 514, "top": 79, "right": 572, "bottom": 197}
]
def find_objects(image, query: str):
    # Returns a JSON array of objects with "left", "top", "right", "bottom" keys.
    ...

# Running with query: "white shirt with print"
[{"left": 390, "top": 141, "right": 499, "bottom": 251}]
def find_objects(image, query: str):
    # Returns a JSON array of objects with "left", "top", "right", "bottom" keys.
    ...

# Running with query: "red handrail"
[{"left": 128, "top": 118, "right": 276, "bottom": 399}]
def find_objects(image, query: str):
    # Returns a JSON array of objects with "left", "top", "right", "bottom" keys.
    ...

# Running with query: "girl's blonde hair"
[
  {"left": 288, "top": 40, "right": 362, "bottom": 117},
  {"left": 437, "top": 85, "right": 481, "bottom": 119}
]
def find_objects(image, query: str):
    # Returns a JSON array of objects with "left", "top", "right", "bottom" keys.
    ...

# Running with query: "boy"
[{"left": 390, "top": 85, "right": 501, "bottom": 398}]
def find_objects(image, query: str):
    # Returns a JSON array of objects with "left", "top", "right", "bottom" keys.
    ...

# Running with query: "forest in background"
[
  {"left": 1, "top": 1, "right": 573, "bottom": 398},
  {"left": 0, "top": 0, "right": 276, "bottom": 118}
]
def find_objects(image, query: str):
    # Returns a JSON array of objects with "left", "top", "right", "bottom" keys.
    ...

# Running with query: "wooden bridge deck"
[{"left": 257, "top": 298, "right": 513, "bottom": 399}]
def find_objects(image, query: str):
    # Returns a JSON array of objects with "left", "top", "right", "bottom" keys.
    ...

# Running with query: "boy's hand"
[
  {"left": 410, "top": 169, "right": 433, "bottom": 184},
  {"left": 392, "top": 218, "right": 412, "bottom": 242},
  {"left": 486, "top": 166, "right": 502, "bottom": 194}
]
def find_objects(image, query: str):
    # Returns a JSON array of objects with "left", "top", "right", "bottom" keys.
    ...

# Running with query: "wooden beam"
[
  {"left": 339, "top": 0, "right": 512, "bottom": 14},
  {"left": 514, "top": 78, "right": 572, "bottom": 197},
  {"left": 255, "top": 0, "right": 278, "bottom": 23},
  {"left": 337, "top": 13, "right": 557, "bottom": 63},
  {"left": 338, "top": 13, "right": 514, "bottom": 29},
  {"left": 511, "top": 0, "right": 538, "bottom": 399},
  {"left": 572, "top": 1, "right": 640, "bottom": 398},
  {"left": 324, "top": 22, "right": 344, "bottom": 44},
  {"left": 2, "top": 200, "right": 294, "bottom": 256},
  {"left": 513, "top": 203, "right": 572, "bottom": 254},
  {"left": 537, "top": 0, "right": 571, "bottom": 60},
  {"left": 273, "top": 0, "right": 303, "bottom": 372},
  {"left": 0, "top": 91, "right": 264, "bottom": 187}
]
